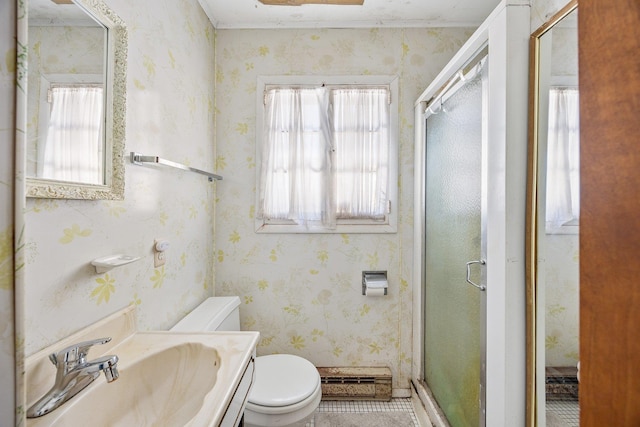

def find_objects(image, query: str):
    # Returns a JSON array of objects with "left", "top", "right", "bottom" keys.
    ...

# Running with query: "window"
[
  {"left": 256, "top": 76, "right": 398, "bottom": 233},
  {"left": 42, "top": 85, "right": 104, "bottom": 184},
  {"left": 35, "top": 74, "right": 106, "bottom": 185},
  {"left": 545, "top": 87, "right": 579, "bottom": 234}
]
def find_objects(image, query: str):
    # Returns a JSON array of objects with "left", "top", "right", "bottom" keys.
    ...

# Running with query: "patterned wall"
[
  {"left": 544, "top": 234, "right": 579, "bottom": 367},
  {"left": 213, "top": 27, "right": 472, "bottom": 392},
  {"left": 23, "top": 0, "right": 217, "bottom": 356},
  {"left": 531, "top": 0, "right": 574, "bottom": 31}
]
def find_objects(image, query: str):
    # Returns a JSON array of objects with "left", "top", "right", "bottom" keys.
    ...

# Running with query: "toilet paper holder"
[{"left": 362, "top": 271, "right": 388, "bottom": 295}]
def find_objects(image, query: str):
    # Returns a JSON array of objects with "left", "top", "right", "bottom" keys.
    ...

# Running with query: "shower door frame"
[{"left": 412, "top": 1, "right": 530, "bottom": 425}]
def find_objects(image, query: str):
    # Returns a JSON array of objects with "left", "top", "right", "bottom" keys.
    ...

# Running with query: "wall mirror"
[
  {"left": 526, "top": 1, "right": 579, "bottom": 426},
  {"left": 26, "top": 0, "right": 127, "bottom": 199}
]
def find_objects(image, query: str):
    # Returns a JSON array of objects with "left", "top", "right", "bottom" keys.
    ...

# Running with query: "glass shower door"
[{"left": 423, "top": 58, "right": 487, "bottom": 427}]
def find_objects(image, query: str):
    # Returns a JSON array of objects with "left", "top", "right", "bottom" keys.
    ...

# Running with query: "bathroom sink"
[
  {"left": 35, "top": 341, "right": 219, "bottom": 426},
  {"left": 26, "top": 306, "right": 259, "bottom": 427}
]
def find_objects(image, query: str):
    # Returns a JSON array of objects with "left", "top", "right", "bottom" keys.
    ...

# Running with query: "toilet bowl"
[{"left": 171, "top": 297, "right": 322, "bottom": 427}]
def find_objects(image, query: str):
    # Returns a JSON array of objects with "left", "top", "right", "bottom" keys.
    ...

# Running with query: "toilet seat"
[
  {"left": 248, "top": 354, "right": 321, "bottom": 410},
  {"left": 245, "top": 381, "right": 322, "bottom": 416},
  {"left": 244, "top": 354, "right": 322, "bottom": 426}
]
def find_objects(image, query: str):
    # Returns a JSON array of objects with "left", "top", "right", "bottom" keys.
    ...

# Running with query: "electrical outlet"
[
  {"left": 153, "top": 238, "right": 169, "bottom": 268},
  {"left": 154, "top": 250, "right": 166, "bottom": 268}
]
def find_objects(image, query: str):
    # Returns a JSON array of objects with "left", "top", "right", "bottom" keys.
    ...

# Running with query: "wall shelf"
[{"left": 91, "top": 254, "right": 141, "bottom": 274}]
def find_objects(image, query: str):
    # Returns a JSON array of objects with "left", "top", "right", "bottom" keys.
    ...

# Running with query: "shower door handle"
[{"left": 466, "top": 259, "right": 486, "bottom": 291}]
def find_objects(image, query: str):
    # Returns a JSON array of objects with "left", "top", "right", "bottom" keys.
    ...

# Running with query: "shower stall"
[
  {"left": 412, "top": 1, "right": 530, "bottom": 425},
  {"left": 423, "top": 53, "right": 488, "bottom": 427}
]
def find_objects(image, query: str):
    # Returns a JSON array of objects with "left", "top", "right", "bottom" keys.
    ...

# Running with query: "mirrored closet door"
[{"left": 527, "top": 1, "right": 579, "bottom": 426}]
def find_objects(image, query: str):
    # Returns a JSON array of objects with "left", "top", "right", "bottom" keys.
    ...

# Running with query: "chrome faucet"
[{"left": 27, "top": 337, "right": 119, "bottom": 418}]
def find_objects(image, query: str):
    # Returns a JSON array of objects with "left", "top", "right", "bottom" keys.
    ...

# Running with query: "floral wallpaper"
[
  {"left": 23, "top": 0, "right": 217, "bottom": 356},
  {"left": 213, "top": 27, "right": 472, "bottom": 393},
  {"left": 530, "top": 0, "right": 574, "bottom": 32},
  {"left": 544, "top": 234, "right": 579, "bottom": 367}
]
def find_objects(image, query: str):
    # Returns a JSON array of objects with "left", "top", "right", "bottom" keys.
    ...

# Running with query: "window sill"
[
  {"left": 545, "top": 225, "right": 579, "bottom": 235},
  {"left": 254, "top": 220, "right": 397, "bottom": 234}
]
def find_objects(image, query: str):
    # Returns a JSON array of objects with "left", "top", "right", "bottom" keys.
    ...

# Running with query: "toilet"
[{"left": 171, "top": 297, "right": 322, "bottom": 427}]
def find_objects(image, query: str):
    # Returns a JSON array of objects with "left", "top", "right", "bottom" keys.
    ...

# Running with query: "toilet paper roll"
[{"left": 365, "top": 287, "right": 386, "bottom": 297}]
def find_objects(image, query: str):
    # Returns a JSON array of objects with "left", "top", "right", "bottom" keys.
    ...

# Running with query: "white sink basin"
[
  {"left": 26, "top": 306, "right": 259, "bottom": 427},
  {"left": 43, "top": 341, "right": 219, "bottom": 426}
]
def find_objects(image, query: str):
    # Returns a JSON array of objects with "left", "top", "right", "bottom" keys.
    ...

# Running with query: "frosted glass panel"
[{"left": 424, "top": 69, "right": 484, "bottom": 427}]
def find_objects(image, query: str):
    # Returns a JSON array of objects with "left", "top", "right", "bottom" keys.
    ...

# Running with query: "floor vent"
[
  {"left": 317, "top": 367, "right": 392, "bottom": 401},
  {"left": 545, "top": 366, "right": 579, "bottom": 400}
]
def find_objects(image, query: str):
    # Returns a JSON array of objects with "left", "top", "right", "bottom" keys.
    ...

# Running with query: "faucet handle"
[
  {"left": 75, "top": 337, "right": 112, "bottom": 362},
  {"left": 50, "top": 337, "right": 113, "bottom": 366}
]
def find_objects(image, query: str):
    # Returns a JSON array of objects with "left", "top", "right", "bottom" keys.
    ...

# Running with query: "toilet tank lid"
[{"left": 171, "top": 296, "right": 241, "bottom": 332}]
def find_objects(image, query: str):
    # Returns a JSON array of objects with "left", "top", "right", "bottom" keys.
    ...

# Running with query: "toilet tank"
[{"left": 171, "top": 296, "right": 241, "bottom": 332}]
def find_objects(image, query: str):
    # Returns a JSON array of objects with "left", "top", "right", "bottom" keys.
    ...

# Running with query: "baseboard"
[
  {"left": 411, "top": 392, "right": 432, "bottom": 427},
  {"left": 412, "top": 380, "right": 450, "bottom": 427},
  {"left": 393, "top": 388, "right": 411, "bottom": 398}
]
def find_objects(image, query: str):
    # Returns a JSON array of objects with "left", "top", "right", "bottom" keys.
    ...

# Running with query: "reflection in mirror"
[
  {"left": 26, "top": 0, "right": 127, "bottom": 199},
  {"left": 527, "top": 2, "right": 579, "bottom": 426}
]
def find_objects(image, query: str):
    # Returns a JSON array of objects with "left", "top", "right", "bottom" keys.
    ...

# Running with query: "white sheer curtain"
[
  {"left": 333, "top": 88, "right": 389, "bottom": 220},
  {"left": 546, "top": 87, "right": 580, "bottom": 231},
  {"left": 259, "top": 86, "right": 390, "bottom": 228},
  {"left": 259, "top": 87, "right": 334, "bottom": 227},
  {"left": 42, "top": 86, "right": 104, "bottom": 184}
]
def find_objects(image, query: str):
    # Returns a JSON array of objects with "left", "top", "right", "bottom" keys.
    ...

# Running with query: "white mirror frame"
[{"left": 26, "top": 0, "right": 127, "bottom": 200}]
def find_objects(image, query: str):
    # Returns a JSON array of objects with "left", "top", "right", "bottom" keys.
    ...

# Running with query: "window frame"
[{"left": 255, "top": 75, "right": 399, "bottom": 234}]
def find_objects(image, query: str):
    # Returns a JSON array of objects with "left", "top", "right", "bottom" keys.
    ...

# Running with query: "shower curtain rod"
[
  {"left": 424, "top": 45, "right": 488, "bottom": 116},
  {"left": 130, "top": 152, "right": 223, "bottom": 181}
]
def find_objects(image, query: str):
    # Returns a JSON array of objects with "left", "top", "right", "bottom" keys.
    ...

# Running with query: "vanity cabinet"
[{"left": 220, "top": 357, "right": 255, "bottom": 427}]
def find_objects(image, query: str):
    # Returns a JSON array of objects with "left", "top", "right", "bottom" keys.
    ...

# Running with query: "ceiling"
[
  {"left": 28, "top": 0, "right": 502, "bottom": 29},
  {"left": 29, "top": 0, "right": 100, "bottom": 26},
  {"left": 198, "top": 0, "right": 502, "bottom": 29}
]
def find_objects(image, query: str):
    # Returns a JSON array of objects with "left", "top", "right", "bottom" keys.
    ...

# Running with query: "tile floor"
[
  {"left": 303, "top": 397, "right": 578, "bottom": 427},
  {"left": 547, "top": 398, "right": 579, "bottom": 427},
  {"left": 546, "top": 366, "right": 579, "bottom": 427},
  {"left": 306, "top": 398, "right": 420, "bottom": 427}
]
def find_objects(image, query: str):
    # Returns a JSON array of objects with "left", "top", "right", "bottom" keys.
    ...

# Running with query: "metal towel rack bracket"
[{"left": 130, "top": 152, "right": 223, "bottom": 181}]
